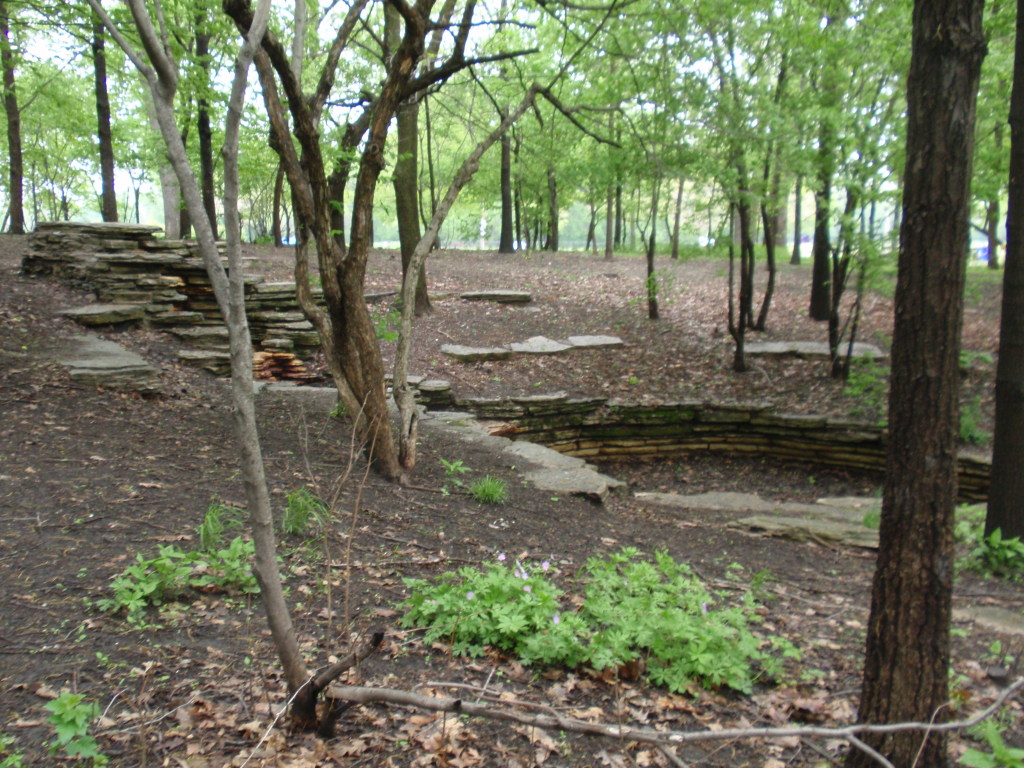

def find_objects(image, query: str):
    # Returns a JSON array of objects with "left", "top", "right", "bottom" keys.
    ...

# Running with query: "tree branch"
[{"left": 328, "top": 678, "right": 1024, "bottom": 763}]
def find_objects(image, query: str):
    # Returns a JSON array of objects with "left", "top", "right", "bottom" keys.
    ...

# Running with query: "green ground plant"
[
  {"left": 959, "top": 395, "right": 991, "bottom": 445},
  {"left": 468, "top": 475, "right": 509, "bottom": 504},
  {"left": 400, "top": 548, "right": 799, "bottom": 694},
  {"left": 97, "top": 539, "right": 258, "bottom": 623},
  {"left": 955, "top": 507, "right": 1024, "bottom": 580},
  {"left": 842, "top": 356, "right": 889, "bottom": 425},
  {"left": 0, "top": 733, "right": 24, "bottom": 768},
  {"left": 440, "top": 458, "right": 471, "bottom": 493},
  {"left": 961, "top": 719, "right": 1024, "bottom": 767},
  {"left": 197, "top": 498, "right": 244, "bottom": 552},
  {"left": 44, "top": 693, "right": 107, "bottom": 766},
  {"left": 283, "top": 487, "right": 328, "bottom": 537}
]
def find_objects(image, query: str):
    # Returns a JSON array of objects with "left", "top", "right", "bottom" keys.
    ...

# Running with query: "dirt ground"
[{"left": 0, "top": 233, "right": 1019, "bottom": 767}]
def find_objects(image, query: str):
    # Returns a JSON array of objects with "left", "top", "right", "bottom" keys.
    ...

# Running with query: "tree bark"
[
  {"left": 0, "top": 0, "right": 24, "bottom": 234},
  {"left": 987, "top": 0, "right": 1024, "bottom": 541},
  {"left": 809, "top": 123, "right": 833, "bottom": 320},
  {"left": 272, "top": 161, "right": 284, "bottom": 246},
  {"left": 197, "top": 22, "right": 219, "bottom": 239},
  {"left": 671, "top": 178, "right": 683, "bottom": 260},
  {"left": 498, "top": 108, "right": 515, "bottom": 253},
  {"left": 92, "top": 10, "right": 117, "bottom": 222},
  {"left": 848, "top": 2, "right": 985, "bottom": 765},
  {"left": 545, "top": 166, "right": 558, "bottom": 251}
]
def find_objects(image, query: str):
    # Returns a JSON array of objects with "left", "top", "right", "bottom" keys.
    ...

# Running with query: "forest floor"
[{"left": 0, "top": 233, "right": 1019, "bottom": 768}]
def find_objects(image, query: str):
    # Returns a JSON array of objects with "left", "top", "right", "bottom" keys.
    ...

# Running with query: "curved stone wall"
[{"left": 450, "top": 394, "right": 990, "bottom": 503}]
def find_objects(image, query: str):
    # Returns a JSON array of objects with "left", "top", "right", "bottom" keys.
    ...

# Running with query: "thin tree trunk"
[
  {"left": 987, "top": 0, "right": 1024, "bottom": 541},
  {"left": 92, "top": 10, "right": 117, "bottom": 222},
  {"left": 272, "top": 161, "right": 284, "bottom": 246},
  {"left": 546, "top": 166, "right": 558, "bottom": 251},
  {"left": 196, "top": 23, "right": 218, "bottom": 239},
  {"left": 671, "top": 177, "right": 683, "bottom": 260},
  {"left": 848, "top": 1, "right": 985, "bottom": 765},
  {"left": 809, "top": 126, "right": 833, "bottom": 320},
  {"left": 0, "top": 0, "right": 24, "bottom": 234},
  {"left": 614, "top": 183, "right": 622, "bottom": 245}
]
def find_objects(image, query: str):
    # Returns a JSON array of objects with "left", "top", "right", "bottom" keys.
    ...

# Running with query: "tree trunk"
[
  {"left": 546, "top": 166, "right": 558, "bottom": 251},
  {"left": 986, "top": 196, "right": 1001, "bottom": 269},
  {"left": 614, "top": 184, "right": 622, "bottom": 245},
  {"left": 809, "top": 126, "right": 833, "bottom": 320},
  {"left": 670, "top": 178, "right": 683, "bottom": 260},
  {"left": 987, "top": 0, "right": 1024, "bottom": 541},
  {"left": 272, "top": 161, "right": 284, "bottom": 246},
  {"left": 585, "top": 200, "right": 597, "bottom": 252},
  {"left": 394, "top": 99, "right": 431, "bottom": 313},
  {"left": 498, "top": 108, "right": 514, "bottom": 253},
  {"left": 92, "top": 11, "right": 117, "bottom": 222},
  {"left": 847, "top": 2, "right": 985, "bottom": 766},
  {"left": 0, "top": 0, "right": 24, "bottom": 234},
  {"left": 196, "top": 24, "right": 218, "bottom": 239}
]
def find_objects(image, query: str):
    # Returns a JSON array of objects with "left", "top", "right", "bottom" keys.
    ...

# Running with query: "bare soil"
[{"left": 0, "top": 234, "right": 1018, "bottom": 768}]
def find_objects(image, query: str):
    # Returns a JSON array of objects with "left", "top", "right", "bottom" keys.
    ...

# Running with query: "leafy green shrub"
[
  {"left": 400, "top": 548, "right": 798, "bottom": 694},
  {"left": 283, "top": 487, "right": 328, "bottom": 537},
  {"left": 98, "top": 539, "right": 258, "bottom": 623},
  {"left": 468, "top": 475, "right": 509, "bottom": 504},
  {"left": 44, "top": 693, "right": 107, "bottom": 766}
]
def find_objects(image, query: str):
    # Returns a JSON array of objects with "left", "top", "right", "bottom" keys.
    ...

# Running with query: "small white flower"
[
  {"left": 497, "top": 553, "right": 506, "bottom": 562},
  {"left": 466, "top": 591, "right": 475, "bottom": 601},
  {"left": 541, "top": 560, "right": 551, "bottom": 571},
  {"left": 552, "top": 613, "right": 560, "bottom": 624},
  {"left": 523, "top": 585, "right": 532, "bottom": 593}
]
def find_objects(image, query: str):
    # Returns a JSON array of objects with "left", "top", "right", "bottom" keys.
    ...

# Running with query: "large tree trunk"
[
  {"left": 0, "top": 0, "right": 24, "bottom": 234},
  {"left": 498, "top": 108, "right": 514, "bottom": 253},
  {"left": 92, "top": 10, "right": 117, "bottom": 222},
  {"left": 847, "top": 2, "right": 985, "bottom": 766},
  {"left": 987, "top": 0, "right": 1024, "bottom": 541}
]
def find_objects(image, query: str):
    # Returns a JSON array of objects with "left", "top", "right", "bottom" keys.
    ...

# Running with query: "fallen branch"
[{"left": 327, "top": 677, "right": 1024, "bottom": 766}]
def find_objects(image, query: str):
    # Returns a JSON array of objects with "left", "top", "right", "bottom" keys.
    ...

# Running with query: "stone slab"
[
  {"left": 460, "top": 290, "right": 532, "bottom": 303},
  {"left": 523, "top": 467, "right": 626, "bottom": 503},
  {"left": 61, "top": 303, "right": 145, "bottom": 326},
  {"left": 441, "top": 344, "right": 512, "bottom": 362},
  {"left": 509, "top": 336, "right": 571, "bottom": 355},
  {"left": 729, "top": 515, "right": 879, "bottom": 549},
  {"left": 745, "top": 340, "right": 885, "bottom": 360},
  {"left": 59, "top": 335, "right": 161, "bottom": 394},
  {"left": 567, "top": 335, "right": 624, "bottom": 349},
  {"left": 953, "top": 605, "right": 1024, "bottom": 636}
]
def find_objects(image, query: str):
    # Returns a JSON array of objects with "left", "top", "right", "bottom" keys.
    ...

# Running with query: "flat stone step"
[
  {"left": 745, "top": 340, "right": 885, "bottom": 360},
  {"left": 509, "top": 336, "right": 571, "bottom": 355},
  {"left": 460, "top": 290, "right": 532, "bottom": 303},
  {"left": 567, "top": 335, "right": 624, "bottom": 349},
  {"left": 441, "top": 344, "right": 512, "bottom": 362},
  {"left": 60, "top": 303, "right": 145, "bottom": 327},
  {"left": 59, "top": 335, "right": 161, "bottom": 394},
  {"left": 636, "top": 490, "right": 880, "bottom": 549}
]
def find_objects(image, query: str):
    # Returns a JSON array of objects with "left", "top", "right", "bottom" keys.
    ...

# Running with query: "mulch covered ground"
[{"left": 0, "top": 234, "right": 1018, "bottom": 767}]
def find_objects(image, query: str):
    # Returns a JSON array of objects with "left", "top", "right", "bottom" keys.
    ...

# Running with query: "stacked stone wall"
[
  {"left": 24, "top": 221, "right": 323, "bottom": 358},
  {"left": 451, "top": 394, "right": 990, "bottom": 502}
]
